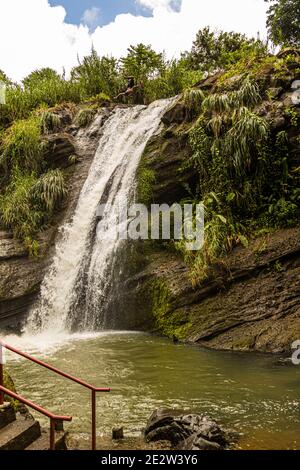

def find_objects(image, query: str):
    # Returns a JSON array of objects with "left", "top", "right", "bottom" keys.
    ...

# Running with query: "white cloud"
[
  {"left": 0, "top": 0, "right": 269, "bottom": 82},
  {"left": 91, "top": 0, "right": 268, "bottom": 60},
  {"left": 0, "top": 0, "right": 92, "bottom": 82},
  {"left": 81, "top": 7, "right": 101, "bottom": 31},
  {"left": 136, "top": 0, "right": 179, "bottom": 10}
]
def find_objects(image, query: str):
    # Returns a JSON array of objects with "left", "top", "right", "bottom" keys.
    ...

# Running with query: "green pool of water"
[{"left": 4, "top": 332, "right": 300, "bottom": 450}]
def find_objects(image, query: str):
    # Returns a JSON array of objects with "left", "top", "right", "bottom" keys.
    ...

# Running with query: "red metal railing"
[
  {"left": 0, "top": 341, "right": 110, "bottom": 450},
  {"left": 0, "top": 385, "right": 72, "bottom": 450}
]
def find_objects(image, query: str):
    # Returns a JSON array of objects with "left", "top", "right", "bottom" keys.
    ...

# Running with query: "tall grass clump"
[
  {"left": 0, "top": 169, "right": 67, "bottom": 255},
  {"left": 0, "top": 116, "right": 44, "bottom": 177},
  {"left": 74, "top": 107, "right": 97, "bottom": 127},
  {"left": 183, "top": 88, "right": 206, "bottom": 118},
  {"left": 23, "top": 68, "right": 82, "bottom": 109},
  {"left": 0, "top": 172, "right": 41, "bottom": 254},
  {"left": 143, "top": 60, "right": 202, "bottom": 104},
  {"left": 71, "top": 50, "right": 122, "bottom": 100},
  {"left": 202, "top": 79, "right": 261, "bottom": 114},
  {"left": 0, "top": 69, "right": 82, "bottom": 127},
  {"left": 181, "top": 76, "right": 300, "bottom": 284}
]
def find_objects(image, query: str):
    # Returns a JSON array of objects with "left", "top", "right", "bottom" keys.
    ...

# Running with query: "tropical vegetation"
[{"left": 0, "top": 0, "right": 299, "bottom": 261}]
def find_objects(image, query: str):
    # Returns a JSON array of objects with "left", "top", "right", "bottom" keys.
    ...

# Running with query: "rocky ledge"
[{"left": 114, "top": 225, "right": 300, "bottom": 354}]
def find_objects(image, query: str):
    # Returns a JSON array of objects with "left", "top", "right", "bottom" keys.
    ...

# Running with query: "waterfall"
[{"left": 25, "top": 99, "right": 172, "bottom": 336}]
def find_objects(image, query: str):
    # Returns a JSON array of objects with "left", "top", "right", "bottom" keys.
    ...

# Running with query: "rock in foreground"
[{"left": 144, "top": 409, "right": 231, "bottom": 450}]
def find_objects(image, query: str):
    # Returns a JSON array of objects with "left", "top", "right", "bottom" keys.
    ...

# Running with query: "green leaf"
[{"left": 216, "top": 214, "right": 227, "bottom": 224}]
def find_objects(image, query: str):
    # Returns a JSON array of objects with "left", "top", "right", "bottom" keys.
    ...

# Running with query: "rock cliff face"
[
  {"left": 120, "top": 227, "right": 300, "bottom": 353},
  {"left": 115, "top": 51, "right": 300, "bottom": 354}
]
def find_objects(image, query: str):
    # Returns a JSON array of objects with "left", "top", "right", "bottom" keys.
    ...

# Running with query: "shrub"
[
  {"left": 87, "top": 92, "right": 111, "bottom": 103},
  {"left": 0, "top": 169, "right": 68, "bottom": 255},
  {"left": 71, "top": 49, "right": 121, "bottom": 99},
  {"left": 0, "top": 116, "right": 44, "bottom": 176},
  {"left": 75, "top": 107, "right": 97, "bottom": 127},
  {"left": 184, "top": 26, "right": 268, "bottom": 72},
  {"left": 137, "top": 164, "right": 156, "bottom": 206},
  {"left": 265, "top": 197, "right": 299, "bottom": 227},
  {"left": 0, "top": 172, "right": 40, "bottom": 241}
]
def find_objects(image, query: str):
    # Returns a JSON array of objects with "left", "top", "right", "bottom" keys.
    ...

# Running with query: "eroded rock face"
[
  {"left": 43, "top": 133, "right": 77, "bottom": 169},
  {"left": 139, "top": 122, "right": 197, "bottom": 205},
  {"left": 116, "top": 55, "right": 300, "bottom": 354},
  {"left": 161, "top": 102, "right": 188, "bottom": 125},
  {"left": 120, "top": 226, "right": 300, "bottom": 354},
  {"left": 144, "top": 409, "right": 230, "bottom": 450},
  {"left": 0, "top": 237, "right": 27, "bottom": 261}
]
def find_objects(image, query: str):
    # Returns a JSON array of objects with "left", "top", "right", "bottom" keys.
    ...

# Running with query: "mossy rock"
[
  {"left": 3, "top": 369, "right": 19, "bottom": 410},
  {"left": 137, "top": 121, "right": 197, "bottom": 206},
  {"left": 147, "top": 279, "right": 191, "bottom": 340}
]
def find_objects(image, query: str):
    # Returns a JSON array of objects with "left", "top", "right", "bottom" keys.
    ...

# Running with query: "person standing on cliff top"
[
  {"left": 126, "top": 76, "right": 135, "bottom": 91},
  {"left": 114, "top": 76, "right": 137, "bottom": 101}
]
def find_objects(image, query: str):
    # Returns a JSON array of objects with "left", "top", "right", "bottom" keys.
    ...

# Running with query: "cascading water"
[{"left": 25, "top": 99, "right": 173, "bottom": 337}]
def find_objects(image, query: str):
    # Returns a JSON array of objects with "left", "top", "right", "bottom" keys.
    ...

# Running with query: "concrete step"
[
  {"left": 0, "top": 414, "right": 41, "bottom": 450},
  {"left": 25, "top": 429, "right": 67, "bottom": 450},
  {"left": 0, "top": 403, "right": 16, "bottom": 430}
]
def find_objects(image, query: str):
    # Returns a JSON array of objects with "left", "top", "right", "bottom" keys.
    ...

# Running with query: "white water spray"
[{"left": 24, "top": 99, "right": 172, "bottom": 339}]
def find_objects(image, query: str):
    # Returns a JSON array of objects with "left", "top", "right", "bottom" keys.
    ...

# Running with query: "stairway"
[{"left": 0, "top": 402, "right": 67, "bottom": 450}]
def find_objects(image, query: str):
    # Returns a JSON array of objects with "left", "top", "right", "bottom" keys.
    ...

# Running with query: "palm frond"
[
  {"left": 40, "top": 111, "right": 61, "bottom": 134},
  {"left": 183, "top": 88, "right": 205, "bottom": 113},
  {"left": 33, "top": 169, "right": 68, "bottom": 211}
]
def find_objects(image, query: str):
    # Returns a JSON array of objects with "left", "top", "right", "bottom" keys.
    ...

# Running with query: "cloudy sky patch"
[{"left": 0, "top": 0, "right": 269, "bottom": 81}]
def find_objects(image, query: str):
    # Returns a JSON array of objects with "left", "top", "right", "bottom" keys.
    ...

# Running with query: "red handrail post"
[
  {"left": 50, "top": 418, "right": 55, "bottom": 451},
  {"left": 92, "top": 389, "right": 96, "bottom": 450},
  {"left": 0, "top": 385, "right": 72, "bottom": 450},
  {"left": 0, "top": 344, "right": 4, "bottom": 405},
  {"left": 0, "top": 340, "right": 111, "bottom": 446}
]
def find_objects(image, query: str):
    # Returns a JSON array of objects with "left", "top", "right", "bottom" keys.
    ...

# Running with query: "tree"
[
  {"left": 22, "top": 68, "right": 61, "bottom": 89},
  {"left": 0, "top": 70, "right": 12, "bottom": 86},
  {"left": 71, "top": 47, "right": 121, "bottom": 98},
  {"left": 184, "top": 27, "right": 266, "bottom": 72},
  {"left": 266, "top": 0, "right": 300, "bottom": 46},
  {"left": 121, "top": 44, "right": 165, "bottom": 82}
]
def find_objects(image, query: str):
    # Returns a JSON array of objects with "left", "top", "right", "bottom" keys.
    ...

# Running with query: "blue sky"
[{"left": 49, "top": 1, "right": 152, "bottom": 28}]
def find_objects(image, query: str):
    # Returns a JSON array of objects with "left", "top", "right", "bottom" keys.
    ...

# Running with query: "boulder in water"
[{"left": 144, "top": 409, "right": 231, "bottom": 450}]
